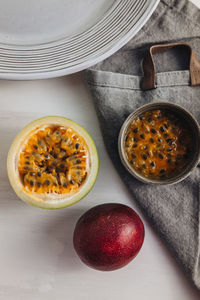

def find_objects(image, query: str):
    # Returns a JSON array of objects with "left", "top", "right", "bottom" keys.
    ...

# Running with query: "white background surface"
[{"left": 0, "top": 1, "right": 200, "bottom": 299}]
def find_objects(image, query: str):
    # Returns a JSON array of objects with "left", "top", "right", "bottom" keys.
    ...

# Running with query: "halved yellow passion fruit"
[{"left": 7, "top": 116, "right": 99, "bottom": 209}]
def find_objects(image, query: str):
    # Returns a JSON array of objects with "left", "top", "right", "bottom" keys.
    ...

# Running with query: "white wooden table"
[{"left": 0, "top": 1, "right": 200, "bottom": 299}]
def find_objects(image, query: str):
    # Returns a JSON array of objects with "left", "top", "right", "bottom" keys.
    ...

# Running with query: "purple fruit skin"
[{"left": 73, "top": 203, "right": 145, "bottom": 271}]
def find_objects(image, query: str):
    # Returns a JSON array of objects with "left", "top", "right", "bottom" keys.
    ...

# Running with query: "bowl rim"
[{"left": 118, "top": 101, "right": 200, "bottom": 185}]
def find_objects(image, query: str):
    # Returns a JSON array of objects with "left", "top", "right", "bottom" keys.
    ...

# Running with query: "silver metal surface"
[{"left": 118, "top": 102, "right": 200, "bottom": 185}]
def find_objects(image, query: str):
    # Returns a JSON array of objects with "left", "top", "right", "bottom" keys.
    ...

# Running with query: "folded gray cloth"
[{"left": 84, "top": 0, "right": 200, "bottom": 290}]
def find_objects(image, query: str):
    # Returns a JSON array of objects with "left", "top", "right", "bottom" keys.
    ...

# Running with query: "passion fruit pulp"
[{"left": 7, "top": 116, "right": 99, "bottom": 209}]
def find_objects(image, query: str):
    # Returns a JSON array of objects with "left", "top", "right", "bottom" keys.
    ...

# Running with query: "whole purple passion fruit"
[{"left": 73, "top": 203, "right": 145, "bottom": 271}]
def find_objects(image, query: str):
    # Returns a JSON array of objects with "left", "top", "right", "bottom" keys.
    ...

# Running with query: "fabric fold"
[{"left": 84, "top": 0, "right": 200, "bottom": 290}]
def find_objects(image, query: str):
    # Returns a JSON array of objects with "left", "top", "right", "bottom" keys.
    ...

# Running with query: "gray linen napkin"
[{"left": 84, "top": 0, "right": 200, "bottom": 289}]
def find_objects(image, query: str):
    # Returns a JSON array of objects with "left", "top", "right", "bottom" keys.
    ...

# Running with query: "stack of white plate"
[{"left": 0, "top": 0, "right": 159, "bottom": 79}]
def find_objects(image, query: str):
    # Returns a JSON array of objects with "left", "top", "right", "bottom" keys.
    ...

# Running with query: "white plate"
[
  {"left": 0, "top": 0, "right": 160, "bottom": 79},
  {"left": 0, "top": 0, "right": 116, "bottom": 45}
]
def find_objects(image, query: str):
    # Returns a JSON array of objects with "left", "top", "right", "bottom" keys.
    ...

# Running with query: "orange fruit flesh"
[
  {"left": 18, "top": 125, "right": 89, "bottom": 194},
  {"left": 125, "top": 109, "right": 192, "bottom": 179}
]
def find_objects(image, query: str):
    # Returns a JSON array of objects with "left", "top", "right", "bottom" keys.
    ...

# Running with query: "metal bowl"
[{"left": 118, "top": 102, "right": 200, "bottom": 185}]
